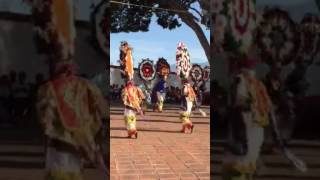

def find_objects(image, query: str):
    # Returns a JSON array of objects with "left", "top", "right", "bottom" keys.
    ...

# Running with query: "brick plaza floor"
[{"left": 110, "top": 104, "right": 211, "bottom": 180}]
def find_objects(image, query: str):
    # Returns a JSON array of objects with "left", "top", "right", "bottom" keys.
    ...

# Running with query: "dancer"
[
  {"left": 138, "top": 81, "right": 150, "bottom": 114},
  {"left": 193, "top": 80, "right": 207, "bottom": 117},
  {"left": 36, "top": 62, "right": 108, "bottom": 180},
  {"left": 176, "top": 42, "right": 194, "bottom": 133},
  {"left": 190, "top": 64, "right": 207, "bottom": 117},
  {"left": 122, "top": 80, "right": 145, "bottom": 138},
  {"left": 180, "top": 79, "right": 196, "bottom": 133},
  {"left": 152, "top": 58, "right": 170, "bottom": 112},
  {"left": 118, "top": 41, "right": 145, "bottom": 138},
  {"left": 223, "top": 57, "right": 272, "bottom": 180}
]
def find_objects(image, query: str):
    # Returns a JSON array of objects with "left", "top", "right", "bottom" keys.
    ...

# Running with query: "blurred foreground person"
[
  {"left": 223, "top": 58, "right": 272, "bottom": 180},
  {"left": 36, "top": 62, "right": 108, "bottom": 180}
]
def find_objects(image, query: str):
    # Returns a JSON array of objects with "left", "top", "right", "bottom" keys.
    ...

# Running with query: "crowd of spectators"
[
  {"left": 109, "top": 83, "right": 196, "bottom": 104},
  {"left": 110, "top": 84, "right": 124, "bottom": 101},
  {"left": 0, "top": 70, "right": 45, "bottom": 128}
]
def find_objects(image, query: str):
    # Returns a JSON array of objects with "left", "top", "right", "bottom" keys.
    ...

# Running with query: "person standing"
[
  {"left": 152, "top": 58, "right": 170, "bottom": 112},
  {"left": 152, "top": 76, "right": 167, "bottom": 112}
]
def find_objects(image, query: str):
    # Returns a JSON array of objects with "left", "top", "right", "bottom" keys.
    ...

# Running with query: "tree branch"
[
  {"left": 169, "top": 1, "right": 211, "bottom": 65},
  {"left": 189, "top": 7, "right": 202, "bottom": 17}
]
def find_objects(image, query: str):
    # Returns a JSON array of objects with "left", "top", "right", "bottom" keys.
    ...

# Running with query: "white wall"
[{"left": 0, "top": 19, "right": 106, "bottom": 82}]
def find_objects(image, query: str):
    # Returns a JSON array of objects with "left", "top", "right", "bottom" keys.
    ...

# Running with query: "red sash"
[{"left": 50, "top": 76, "right": 79, "bottom": 129}]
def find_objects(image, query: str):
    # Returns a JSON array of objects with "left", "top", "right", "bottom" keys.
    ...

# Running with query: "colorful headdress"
[
  {"left": 176, "top": 42, "right": 192, "bottom": 80},
  {"left": 120, "top": 41, "right": 128, "bottom": 47},
  {"left": 203, "top": 66, "right": 210, "bottom": 82},
  {"left": 156, "top": 57, "right": 170, "bottom": 78},
  {"left": 119, "top": 41, "right": 134, "bottom": 80},
  {"left": 190, "top": 64, "right": 203, "bottom": 83},
  {"left": 256, "top": 8, "right": 299, "bottom": 65},
  {"left": 91, "top": 0, "right": 109, "bottom": 56},
  {"left": 30, "top": 0, "right": 76, "bottom": 62},
  {"left": 138, "top": 58, "right": 156, "bottom": 81},
  {"left": 297, "top": 13, "right": 320, "bottom": 64}
]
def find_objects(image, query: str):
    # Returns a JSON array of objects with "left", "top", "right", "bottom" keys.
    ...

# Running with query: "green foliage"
[{"left": 110, "top": 0, "right": 199, "bottom": 33}]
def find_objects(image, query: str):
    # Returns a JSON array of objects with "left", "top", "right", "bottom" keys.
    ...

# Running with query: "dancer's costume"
[
  {"left": 176, "top": 42, "right": 194, "bottom": 133},
  {"left": 138, "top": 83, "right": 150, "bottom": 113},
  {"left": 223, "top": 59, "right": 272, "bottom": 180},
  {"left": 119, "top": 41, "right": 134, "bottom": 81},
  {"left": 138, "top": 59, "right": 156, "bottom": 113},
  {"left": 152, "top": 78, "right": 166, "bottom": 112},
  {"left": 30, "top": 1, "right": 107, "bottom": 179},
  {"left": 119, "top": 41, "right": 145, "bottom": 138},
  {"left": 180, "top": 80, "right": 196, "bottom": 133},
  {"left": 152, "top": 58, "right": 170, "bottom": 112},
  {"left": 36, "top": 63, "right": 107, "bottom": 180},
  {"left": 190, "top": 64, "right": 208, "bottom": 117},
  {"left": 122, "top": 81, "right": 145, "bottom": 138}
]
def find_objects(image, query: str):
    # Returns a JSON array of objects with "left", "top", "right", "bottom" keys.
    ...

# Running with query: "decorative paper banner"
[
  {"left": 176, "top": 42, "right": 192, "bottom": 80},
  {"left": 30, "top": 0, "right": 76, "bottom": 61},
  {"left": 256, "top": 8, "right": 299, "bottom": 65},
  {"left": 156, "top": 57, "right": 170, "bottom": 78},
  {"left": 138, "top": 58, "right": 156, "bottom": 81},
  {"left": 190, "top": 64, "right": 203, "bottom": 83},
  {"left": 297, "top": 13, "right": 320, "bottom": 63},
  {"left": 213, "top": 0, "right": 256, "bottom": 55},
  {"left": 91, "top": 0, "right": 109, "bottom": 56},
  {"left": 203, "top": 66, "right": 211, "bottom": 82}
]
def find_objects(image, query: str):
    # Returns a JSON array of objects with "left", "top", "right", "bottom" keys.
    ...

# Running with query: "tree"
[{"left": 110, "top": 0, "right": 211, "bottom": 65}]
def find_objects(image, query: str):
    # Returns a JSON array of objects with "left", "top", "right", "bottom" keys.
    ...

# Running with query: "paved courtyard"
[
  {"left": 110, "top": 104, "right": 211, "bottom": 180},
  {"left": 0, "top": 126, "right": 105, "bottom": 179},
  {"left": 212, "top": 140, "right": 320, "bottom": 180}
]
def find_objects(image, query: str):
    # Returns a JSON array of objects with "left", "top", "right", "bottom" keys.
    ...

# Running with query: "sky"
[
  {"left": 110, "top": 16, "right": 210, "bottom": 68},
  {"left": 0, "top": 0, "right": 210, "bottom": 69},
  {"left": 110, "top": 3, "right": 210, "bottom": 68}
]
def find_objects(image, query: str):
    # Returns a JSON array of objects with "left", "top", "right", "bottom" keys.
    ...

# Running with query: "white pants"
[
  {"left": 46, "top": 147, "right": 81, "bottom": 173},
  {"left": 224, "top": 113, "right": 264, "bottom": 169}
]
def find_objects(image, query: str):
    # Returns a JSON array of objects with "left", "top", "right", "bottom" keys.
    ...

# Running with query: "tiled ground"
[
  {"left": 212, "top": 140, "right": 320, "bottom": 180},
  {"left": 110, "top": 104, "right": 211, "bottom": 180}
]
